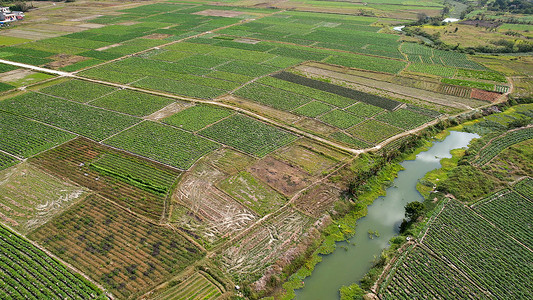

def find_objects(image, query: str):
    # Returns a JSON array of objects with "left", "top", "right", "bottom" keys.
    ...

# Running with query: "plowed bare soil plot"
[
  {"left": 208, "top": 147, "right": 256, "bottom": 176},
  {"left": 218, "top": 171, "right": 287, "bottom": 216},
  {"left": 29, "top": 195, "right": 203, "bottom": 299},
  {"left": 471, "top": 88, "right": 501, "bottom": 102},
  {"left": 218, "top": 208, "right": 314, "bottom": 280},
  {"left": 171, "top": 158, "right": 257, "bottom": 246},
  {"left": 29, "top": 138, "right": 180, "bottom": 221},
  {"left": 249, "top": 156, "right": 313, "bottom": 197},
  {"left": 273, "top": 139, "right": 346, "bottom": 176},
  {"left": 293, "top": 183, "right": 342, "bottom": 218},
  {"left": 0, "top": 162, "right": 87, "bottom": 234}
]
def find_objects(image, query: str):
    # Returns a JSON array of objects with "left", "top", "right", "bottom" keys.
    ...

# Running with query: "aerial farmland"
[{"left": 0, "top": 0, "right": 531, "bottom": 299}]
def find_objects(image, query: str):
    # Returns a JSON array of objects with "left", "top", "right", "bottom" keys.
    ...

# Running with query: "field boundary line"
[
  {"left": 0, "top": 149, "right": 23, "bottom": 161},
  {"left": 417, "top": 243, "right": 493, "bottom": 298},
  {"left": 468, "top": 206, "right": 533, "bottom": 253},
  {"left": 99, "top": 119, "right": 145, "bottom": 143}
]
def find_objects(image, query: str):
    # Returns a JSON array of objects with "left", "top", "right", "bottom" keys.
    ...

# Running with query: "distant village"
[{"left": 0, "top": 7, "right": 25, "bottom": 26}]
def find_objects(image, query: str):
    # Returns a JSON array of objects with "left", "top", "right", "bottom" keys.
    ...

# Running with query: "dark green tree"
[{"left": 405, "top": 201, "right": 425, "bottom": 222}]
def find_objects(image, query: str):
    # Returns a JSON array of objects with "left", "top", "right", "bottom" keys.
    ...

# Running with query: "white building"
[{"left": 0, "top": 7, "right": 24, "bottom": 24}]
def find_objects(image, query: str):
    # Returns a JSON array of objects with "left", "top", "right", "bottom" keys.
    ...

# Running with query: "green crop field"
[
  {"left": 235, "top": 83, "right": 313, "bottom": 111},
  {"left": 375, "top": 109, "right": 433, "bottom": 129},
  {"left": 319, "top": 109, "right": 364, "bottom": 129},
  {"left": 105, "top": 121, "right": 219, "bottom": 169},
  {"left": 0, "top": 152, "right": 19, "bottom": 171},
  {"left": 293, "top": 101, "right": 334, "bottom": 117},
  {"left": 199, "top": 114, "right": 297, "bottom": 157},
  {"left": 40, "top": 79, "right": 117, "bottom": 103},
  {"left": 0, "top": 92, "right": 140, "bottom": 141},
  {"left": 163, "top": 104, "right": 234, "bottom": 132},
  {"left": 90, "top": 153, "right": 181, "bottom": 196},
  {"left": 473, "top": 189, "right": 532, "bottom": 246},
  {"left": 380, "top": 246, "right": 487, "bottom": 299},
  {"left": 0, "top": 224, "right": 103, "bottom": 299},
  {"left": 348, "top": 120, "right": 402, "bottom": 144},
  {"left": 422, "top": 200, "right": 533, "bottom": 298},
  {"left": 89, "top": 89, "right": 174, "bottom": 117},
  {"left": 0, "top": 111, "right": 75, "bottom": 158},
  {"left": 472, "top": 127, "right": 533, "bottom": 166}
]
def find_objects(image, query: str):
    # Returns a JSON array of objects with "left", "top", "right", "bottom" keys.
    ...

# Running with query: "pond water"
[{"left": 294, "top": 131, "right": 479, "bottom": 299}]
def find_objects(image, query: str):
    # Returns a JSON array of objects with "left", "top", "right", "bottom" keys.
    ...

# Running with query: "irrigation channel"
[{"left": 295, "top": 131, "right": 479, "bottom": 299}]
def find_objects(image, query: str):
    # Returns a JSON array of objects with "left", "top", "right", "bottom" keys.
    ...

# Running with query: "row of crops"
[
  {"left": 472, "top": 126, "right": 533, "bottom": 165},
  {"left": 381, "top": 246, "right": 487, "bottom": 299},
  {"left": 472, "top": 188, "right": 532, "bottom": 246},
  {"left": 29, "top": 194, "right": 204, "bottom": 299},
  {"left": 30, "top": 138, "right": 172, "bottom": 221},
  {"left": 421, "top": 199, "right": 533, "bottom": 298},
  {"left": 0, "top": 111, "right": 75, "bottom": 158},
  {"left": 0, "top": 152, "right": 18, "bottom": 171},
  {"left": 0, "top": 224, "right": 103, "bottom": 299},
  {"left": 90, "top": 153, "right": 181, "bottom": 196},
  {"left": 0, "top": 92, "right": 140, "bottom": 141},
  {"left": 401, "top": 42, "right": 487, "bottom": 71},
  {"left": 514, "top": 177, "right": 533, "bottom": 199},
  {"left": 151, "top": 272, "right": 222, "bottom": 300}
]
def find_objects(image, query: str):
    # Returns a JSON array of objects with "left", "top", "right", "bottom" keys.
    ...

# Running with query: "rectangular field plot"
[
  {"left": 0, "top": 92, "right": 140, "bottom": 141},
  {"left": 0, "top": 224, "right": 103, "bottom": 299},
  {"left": 329, "top": 132, "right": 371, "bottom": 149},
  {"left": 375, "top": 108, "right": 433, "bottom": 130},
  {"left": 0, "top": 162, "right": 87, "bottom": 234},
  {"left": 199, "top": 114, "right": 297, "bottom": 157},
  {"left": 379, "top": 246, "right": 488, "bottom": 299},
  {"left": 30, "top": 138, "right": 178, "bottom": 221},
  {"left": 347, "top": 120, "right": 403, "bottom": 144},
  {"left": 274, "top": 139, "right": 346, "bottom": 176},
  {"left": 293, "top": 101, "right": 334, "bottom": 117},
  {"left": 234, "top": 82, "right": 313, "bottom": 111},
  {"left": 472, "top": 189, "right": 533, "bottom": 247},
  {"left": 218, "top": 171, "right": 287, "bottom": 216},
  {"left": 40, "top": 79, "right": 117, "bottom": 103},
  {"left": 163, "top": 104, "right": 234, "bottom": 132},
  {"left": 89, "top": 89, "right": 174, "bottom": 117},
  {"left": 29, "top": 195, "right": 204, "bottom": 299},
  {"left": 0, "top": 111, "right": 75, "bottom": 158},
  {"left": 345, "top": 102, "right": 384, "bottom": 118},
  {"left": 90, "top": 153, "right": 181, "bottom": 196},
  {"left": 422, "top": 199, "right": 533, "bottom": 298},
  {"left": 133, "top": 77, "right": 227, "bottom": 99},
  {"left": 150, "top": 271, "right": 222, "bottom": 300},
  {"left": 105, "top": 121, "right": 219, "bottom": 169},
  {"left": 318, "top": 109, "right": 364, "bottom": 129}
]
